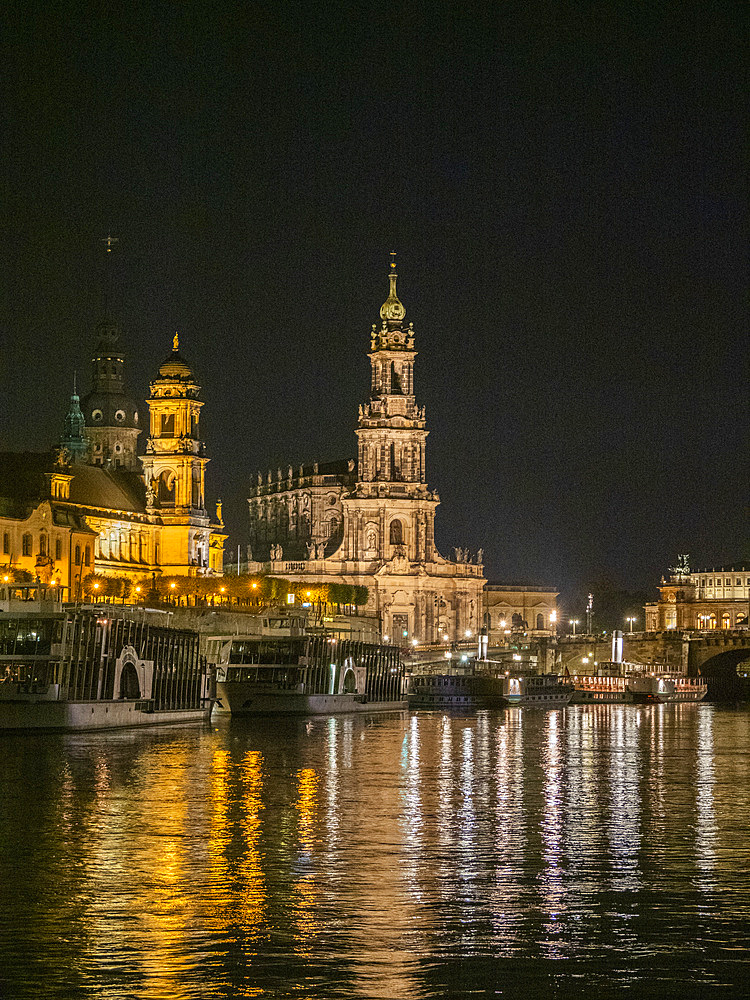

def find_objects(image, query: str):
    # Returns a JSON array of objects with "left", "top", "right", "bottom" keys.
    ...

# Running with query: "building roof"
[{"left": 67, "top": 464, "right": 146, "bottom": 514}]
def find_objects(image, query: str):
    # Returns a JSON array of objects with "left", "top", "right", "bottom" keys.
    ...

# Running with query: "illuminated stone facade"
[
  {"left": 0, "top": 462, "right": 97, "bottom": 599},
  {"left": 645, "top": 557, "right": 750, "bottom": 631},
  {"left": 483, "top": 584, "right": 559, "bottom": 640},
  {"left": 247, "top": 262, "right": 485, "bottom": 642},
  {"left": 0, "top": 329, "right": 226, "bottom": 590}
]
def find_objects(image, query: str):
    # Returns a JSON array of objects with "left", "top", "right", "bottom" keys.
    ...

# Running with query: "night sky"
[{"left": 1, "top": 2, "right": 746, "bottom": 610}]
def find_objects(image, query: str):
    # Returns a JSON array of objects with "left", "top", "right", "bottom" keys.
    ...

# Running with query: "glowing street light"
[
  {"left": 411, "top": 638, "right": 419, "bottom": 647},
  {"left": 626, "top": 616, "right": 637, "bottom": 632},
  {"left": 569, "top": 619, "right": 579, "bottom": 636},
  {"left": 550, "top": 610, "right": 557, "bottom": 623},
  {"left": 383, "top": 634, "right": 390, "bottom": 642},
  {"left": 464, "top": 629, "right": 472, "bottom": 638}
]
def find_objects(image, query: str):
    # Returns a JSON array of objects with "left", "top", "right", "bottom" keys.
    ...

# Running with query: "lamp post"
[
  {"left": 626, "top": 616, "right": 636, "bottom": 633},
  {"left": 569, "top": 618, "right": 579, "bottom": 636}
]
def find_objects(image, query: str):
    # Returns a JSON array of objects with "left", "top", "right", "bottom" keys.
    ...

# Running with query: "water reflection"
[{"left": 1, "top": 706, "right": 749, "bottom": 997}]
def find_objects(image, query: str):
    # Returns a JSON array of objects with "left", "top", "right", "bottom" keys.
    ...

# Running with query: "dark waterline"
[{"left": 1, "top": 705, "right": 749, "bottom": 999}]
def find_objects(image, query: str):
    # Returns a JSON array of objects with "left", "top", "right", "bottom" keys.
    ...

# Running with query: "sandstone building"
[
  {"left": 645, "top": 555, "right": 749, "bottom": 631},
  {"left": 0, "top": 321, "right": 225, "bottom": 596},
  {"left": 247, "top": 261, "right": 485, "bottom": 643}
]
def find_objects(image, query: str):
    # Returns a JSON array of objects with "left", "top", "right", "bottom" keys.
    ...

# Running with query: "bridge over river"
[{"left": 551, "top": 630, "right": 750, "bottom": 698}]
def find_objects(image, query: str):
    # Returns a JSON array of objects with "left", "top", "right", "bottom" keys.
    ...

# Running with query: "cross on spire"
[{"left": 102, "top": 234, "right": 119, "bottom": 253}]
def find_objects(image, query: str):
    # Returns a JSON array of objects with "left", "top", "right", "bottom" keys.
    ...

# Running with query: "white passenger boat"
[
  {"left": 0, "top": 607, "right": 212, "bottom": 730},
  {"left": 207, "top": 622, "right": 406, "bottom": 715},
  {"left": 502, "top": 672, "right": 574, "bottom": 707}
]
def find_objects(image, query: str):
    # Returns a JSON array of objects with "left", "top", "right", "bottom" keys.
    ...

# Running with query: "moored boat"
[
  {"left": 408, "top": 666, "right": 505, "bottom": 709},
  {"left": 0, "top": 607, "right": 212, "bottom": 731},
  {"left": 208, "top": 629, "right": 406, "bottom": 715},
  {"left": 502, "top": 672, "right": 574, "bottom": 707}
]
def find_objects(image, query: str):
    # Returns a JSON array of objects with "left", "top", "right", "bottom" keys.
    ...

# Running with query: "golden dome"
[{"left": 157, "top": 334, "right": 196, "bottom": 380}]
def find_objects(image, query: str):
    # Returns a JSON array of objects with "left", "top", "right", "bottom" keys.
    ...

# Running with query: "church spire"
[
  {"left": 61, "top": 374, "right": 89, "bottom": 464},
  {"left": 371, "top": 254, "right": 414, "bottom": 353},
  {"left": 380, "top": 252, "right": 406, "bottom": 326}
]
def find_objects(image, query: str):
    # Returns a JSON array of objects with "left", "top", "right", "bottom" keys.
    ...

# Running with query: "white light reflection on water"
[
  {"left": 491, "top": 709, "right": 526, "bottom": 953},
  {"left": 539, "top": 710, "right": 566, "bottom": 958},
  {"left": 2, "top": 709, "right": 750, "bottom": 998},
  {"left": 694, "top": 707, "right": 717, "bottom": 889},
  {"left": 607, "top": 707, "right": 642, "bottom": 893}
]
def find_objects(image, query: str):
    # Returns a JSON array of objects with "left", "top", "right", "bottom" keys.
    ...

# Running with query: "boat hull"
[
  {"left": 214, "top": 684, "right": 406, "bottom": 716},
  {"left": 0, "top": 698, "right": 211, "bottom": 732},
  {"left": 408, "top": 674, "right": 505, "bottom": 710}
]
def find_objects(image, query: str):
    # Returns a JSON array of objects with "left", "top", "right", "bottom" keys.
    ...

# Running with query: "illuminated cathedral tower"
[
  {"left": 80, "top": 315, "right": 141, "bottom": 469},
  {"left": 246, "top": 258, "right": 485, "bottom": 642},
  {"left": 341, "top": 255, "right": 439, "bottom": 562},
  {"left": 140, "top": 335, "right": 223, "bottom": 574}
]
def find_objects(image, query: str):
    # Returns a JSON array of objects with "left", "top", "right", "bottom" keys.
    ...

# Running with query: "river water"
[{"left": 1, "top": 704, "right": 749, "bottom": 999}]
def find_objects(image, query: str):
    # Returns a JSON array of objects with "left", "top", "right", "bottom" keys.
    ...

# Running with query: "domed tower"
[
  {"left": 80, "top": 315, "right": 141, "bottom": 469},
  {"left": 140, "top": 334, "right": 219, "bottom": 574}
]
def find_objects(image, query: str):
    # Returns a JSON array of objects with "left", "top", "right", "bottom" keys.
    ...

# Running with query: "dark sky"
[{"left": 1, "top": 1, "right": 746, "bottom": 609}]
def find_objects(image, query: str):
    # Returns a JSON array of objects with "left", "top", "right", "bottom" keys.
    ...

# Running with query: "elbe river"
[{"left": 1, "top": 704, "right": 749, "bottom": 999}]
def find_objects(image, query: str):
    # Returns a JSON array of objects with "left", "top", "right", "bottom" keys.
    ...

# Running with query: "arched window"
[
  {"left": 74, "top": 544, "right": 81, "bottom": 566},
  {"left": 55, "top": 538, "right": 62, "bottom": 560},
  {"left": 389, "top": 520, "right": 403, "bottom": 545},
  {"left": 536, "top": 613, "right": 544, "bottom": 630},
  {"left": 721, "top": 613, "right": 731, "bottom": 630},
  {"left": 157, "top": 472, "right": 175, "bottom": 505},
  {"left": 39, "top": 533, "right": 47, "bottom": 557},
  {"left": 84, "top": 545, "right": 91, "bottom": 567},
  {"left": 2, "top": 532, "right": 9, "bottom": 554},
  {"left": 22, "top": 533, "right": 32, "bottom": 557}
]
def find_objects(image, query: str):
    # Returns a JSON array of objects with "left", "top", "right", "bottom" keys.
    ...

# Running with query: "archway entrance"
[{"left": 119, "top": 662, "right": 141, "bottom": 700}]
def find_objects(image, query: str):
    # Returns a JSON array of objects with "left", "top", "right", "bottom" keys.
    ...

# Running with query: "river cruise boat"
[
  {"left": 627, "top": 673, "right": 707, "bottom": 704},
  {"left": 207, "top": 628, "right": 406, "bottom": 715},
  {"left": 569, "top": 660, "right": 707, "bottom": 705},
  {"left": 502, "top": 672, "right": 574, "bottom": 707},
  {"left": 407, "top": 665, "right": 505, "bottom": 709},
  {"left": 569, "top": 674, "right": 632, "bottom": 704},
  {"left": 0, "top": 608, "right": 212, "bottom": 730}
]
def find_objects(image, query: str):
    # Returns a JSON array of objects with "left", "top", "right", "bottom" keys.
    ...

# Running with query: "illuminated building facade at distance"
[
  {"left": 0, "top": 326, "right": 226, "bottom": 594},
  {"left": 483, "top": 584, "right": 559, "bottom": 641},
  {"left": 246, "top": 261, "right": 485, "bottom": 642},
  {"left": 645, "top": 555, "right": 750, "bottom": 631}
]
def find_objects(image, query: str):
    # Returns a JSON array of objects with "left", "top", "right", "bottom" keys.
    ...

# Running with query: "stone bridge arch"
[{"left": 695, "top": 646, "right": 750, "bottom": 699}]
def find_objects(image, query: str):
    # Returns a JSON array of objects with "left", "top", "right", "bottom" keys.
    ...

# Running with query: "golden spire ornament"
[{"left": 380, "top": 251, "right": 406, "bottom": 323}]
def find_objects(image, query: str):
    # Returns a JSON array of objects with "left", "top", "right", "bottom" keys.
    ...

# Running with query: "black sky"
[{"left": 1, "top": 1, "right": 746, "bottom": 611}]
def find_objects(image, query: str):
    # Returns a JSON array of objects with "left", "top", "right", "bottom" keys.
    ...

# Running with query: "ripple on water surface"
[{"left": 1, "top": 705, "right": 749, "bottom": 999}]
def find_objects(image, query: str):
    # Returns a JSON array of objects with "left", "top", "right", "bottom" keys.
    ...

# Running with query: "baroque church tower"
[
  {"left": 140, "top": 335, "right": 222, "bottom": 574},
  {"left": 246, "top": 259, "right": 485, "bottom": 643},
  {"left": 341, "top": 256, "right": 438, "bottom": 563}
]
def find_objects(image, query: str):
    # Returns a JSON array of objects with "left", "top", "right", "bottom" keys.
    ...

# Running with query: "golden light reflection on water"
[
  {"left": 238, "top": 750, "right": 266, "bottom": 940},
  {"left": 539, "top": 710, "right": 565, "bottom": 956},
  {"left": 293, "top": 766, "right": 319, "bottom": 951},
  {"left": 4, "top": 707, "right": 750, "bottom": 999}
]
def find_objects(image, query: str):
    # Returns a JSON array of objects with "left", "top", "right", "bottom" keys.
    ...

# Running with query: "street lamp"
[
  {"left": 626, "top": 616, "right": 637, "bottom": 632},
  {"left": 569, "top": 619, "right": 579, "bottom": 636}
]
